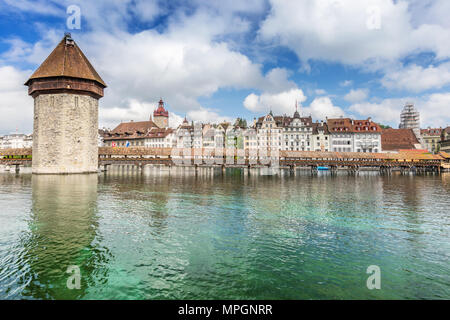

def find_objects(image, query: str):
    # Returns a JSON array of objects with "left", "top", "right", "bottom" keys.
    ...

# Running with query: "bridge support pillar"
[
  {"left": 15, "top": 164, "right": 20, "bottom": 174},
  {"left": 289, "top": 165, "right": 295, "bottom": 175}
]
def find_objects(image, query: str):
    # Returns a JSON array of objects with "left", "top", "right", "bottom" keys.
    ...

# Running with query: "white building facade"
[{"left": 0, "top": 133, "right": 33, "bottom": 149}]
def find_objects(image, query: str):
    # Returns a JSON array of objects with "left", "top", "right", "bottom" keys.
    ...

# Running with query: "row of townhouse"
[
  {"left": 327, "top": 118, "right": 382, "bottom": 153},
  {"left": 0, "top": 133, "right": 33, "bottom": 149},
  {"left": 101, "top": 99, "right": 382, "bottom": 153},
  {"left": 237, "top": 111, "right": 381, "bottom": 153}
]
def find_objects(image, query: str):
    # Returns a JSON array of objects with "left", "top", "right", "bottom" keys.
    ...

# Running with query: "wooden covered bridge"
[{"left": 1, "top": 147, "right": 449, "bottom": 173}]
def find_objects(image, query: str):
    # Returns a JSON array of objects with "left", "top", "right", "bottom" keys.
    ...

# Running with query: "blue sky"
[{"left": 1, "top": 0, "right": 450, "bottom": 134}]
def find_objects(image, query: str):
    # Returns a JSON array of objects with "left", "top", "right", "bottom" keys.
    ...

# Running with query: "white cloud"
[
  {"left": 243, "top": 89, "right": 346, "bottom": 121},
  {"left": 344, "top": 88, "right": 369, "bottom": 103},
  {"left": 187, "top": 108, "right": 234, "bottom": 124},
  {"left": 0, "top": 66, "right": 33, "bottom": 134},
  {"left": 99, "top": 99, "right": 156, "bottom": 129},
  {"left": 2, "top": 4, "right": 298, "bottom": 131},
  {"left": 303, "top": 97, "right": 346, "bottom": 120},
  {"left": 81, "top": 28, "right": 291, "bottom": 114},
  {"left": 1, "top": 0, "right": 62, "bottom": 16},
  {"left": 381, "top": 62, "right": 450, "bottom": 92},
  {"left": 348, "top": 99, "right": 405, "bottom": 125},
  {"left": 315, "top": 89, "right": 327, "bottom": 95},
  {"left": 349, "top": 94, "right": 450, "bottom": 127},
  {"left": 131, "top": 0, "right": 162, "bottom": 22},
  {"left": 243, "top": 88, "right": 306, "bottom": 114},
  {"left": 420, "top": 93, "right": 450, "bottom": 127},
  {"left": 99, "top": 99, "right": 186, "bottom": 129},
  {"left": 340, "top": 80, "right": 353, "bottom": 87},
  {"left": 259, "top": 0, "right": 450, "bottom": 69},
  {"left": 4, "top": 0, "right": 450, "bottom": 134}
]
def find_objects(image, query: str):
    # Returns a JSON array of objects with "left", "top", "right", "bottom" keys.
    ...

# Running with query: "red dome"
[{"left": 154, "top": 99, "right": 169, "bottom": 117}]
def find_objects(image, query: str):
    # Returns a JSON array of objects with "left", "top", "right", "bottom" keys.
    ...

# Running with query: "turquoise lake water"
[{"left": 0, "top": 170, "right": 449, "bottom": 299}]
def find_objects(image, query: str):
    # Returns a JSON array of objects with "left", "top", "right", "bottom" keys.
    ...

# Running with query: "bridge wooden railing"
[{"left": 1, "top": 147, "right": 448, "bottom": 168}]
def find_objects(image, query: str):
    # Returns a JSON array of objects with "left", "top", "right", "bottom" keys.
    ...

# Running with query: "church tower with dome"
[{"left": 153, "top": 98, "right": 169, "bottom": 128}]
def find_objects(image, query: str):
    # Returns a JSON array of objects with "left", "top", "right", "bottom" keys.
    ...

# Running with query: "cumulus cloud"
[
  {"left": 243, "top": 88, "right": 306, "bottom": 114},
  {"left": 3, "top": 0, "right": 450, "bottom": 134},
  {"left": 1, "top": 2, "right": 297, "bottom": 131},
  {"left": 381, "top": 62, "right": 450, "bottom": 92},
  {"left": 348, "top": 99, "right": 406, "bottom": 125},
  {"left": 340, "top": 80, "right": 353, "bottom": 87},
  {"left": 420, "top": 93, "right": 450, "bottom": 127},
  {"left": 187, "top": 108, "right": 234, "bottom": 124},
  {"left": 0, "top": 0, "right": 62, "bottom": 16},
  {"left": 99, "top": 98, "right": 186, "bottom": 130},
  {"left": 259, "top": 0, "right": 450, "bottom": 69},
  {"left": 303, "top": 97, "right": 346, "bottom": 120},
  {"left": 344, "top": 89, "right": 369, "bottom": 103},
  {"left": 315, "top": 89, "right": 327, "bottom": 95},
  {"left": 80, "top": 27, "right": 294, "bottom": 126},
  {"left": 349, "top": 94, "right": 450, "bottom": 127},
  {"left": 243, "top": 89, "right": 347, "bottom": 122},
  {"left": 0, "top": 66, "right": 33, "bottom": 134}
]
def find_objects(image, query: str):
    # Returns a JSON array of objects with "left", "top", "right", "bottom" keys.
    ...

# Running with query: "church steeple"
[
  {"left": 153, "top": 98, "right": 169, "bottom": 128},
  {"left": 293, "top": 100, "right": 300, "bottom": 119}
]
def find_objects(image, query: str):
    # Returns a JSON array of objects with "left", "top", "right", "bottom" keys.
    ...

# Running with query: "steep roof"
[
  {"left": 312, "top": 122, "right": 329, "bottom": 134},
  {"left": 381, "top": 128, "right": 420, "bottom": 151},
  {"left": 146, "top": 127, "right": 174, "bottom": 139},
  {"left": 327, "top": 118, "right": 353, "bottom": 132},
  {"left": 25, "top": 34, "right": 106, "bottom": 87},
  {"left": 111, "top": 120, "right": 157, "bottom": 135},
  {"left": 154, "top": 99, "right": 169, "bottom": 117},
  {"left": 421, "top": 128, "right": 442, "bottom": 136},
  {"left": 104, "top": 120, "right": 169, "bottom": 141},
  {"left": 256, "top": 114, "right": 312, "bottom": 127},
  {"left": 327, "top": 118, "right": 381, "bottom": 133}
]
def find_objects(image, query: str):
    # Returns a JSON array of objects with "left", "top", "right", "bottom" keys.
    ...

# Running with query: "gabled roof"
[
  {"left": 256, "top": 114, "right": 312, "bottom": 128},
  {"left": 25, "top": 34, "right": 106, "bottom": 87},
  {"left": 381, "top": 128, "right": 420, "bottom": 151},
  {"left": 104, "top": 121, "right": 174, "bottom": 141},
  {"left": 327, "top": 118, "right": 353, "bottom": 132},
  {"left": 420, "top": 128, "right": 442, "bottom": 136},
  {"left": 111, "top": 120, "right": 157, "bottom": 135},
  {"left": 146, "top": 127, "right": 174, "bottom": 139},
  {"left": 327, "top": 118, "right": 382, "bottom": 133},
  {"left": 312, "top": 122, "right": 329, "bottom": 134}
]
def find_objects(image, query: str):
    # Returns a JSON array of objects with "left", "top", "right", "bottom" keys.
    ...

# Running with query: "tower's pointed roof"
[
  {"left": 25, "top": 33, "right": 106, "bottom": 87},
  {"left": 154, "top": 98, "right": 169, "bottom": 117},
  {"left": 293, "top": 100, "right": 300, "bottom": 119}
]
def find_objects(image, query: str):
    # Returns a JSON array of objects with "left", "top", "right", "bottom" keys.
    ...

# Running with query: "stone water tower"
[{"left": 25, "top": 33, "right": 106, "bottom": 174}]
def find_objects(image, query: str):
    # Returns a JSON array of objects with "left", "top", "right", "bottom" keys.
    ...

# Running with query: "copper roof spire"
[
  {"left": 293, "top": 100, "right": 300, "bottom": 119},
  {"left": 154, "top": 98, "right": 168, "bottom": 117}
]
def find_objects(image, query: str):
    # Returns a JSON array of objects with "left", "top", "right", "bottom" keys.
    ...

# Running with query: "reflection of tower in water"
[{"left": 19, "top": 175, "right": 111, "bottom": 299}]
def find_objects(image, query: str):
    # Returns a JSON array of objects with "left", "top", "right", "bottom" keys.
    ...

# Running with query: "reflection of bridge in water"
[{"left": 1, "top": 147, "right": 450, "bottom": 173}]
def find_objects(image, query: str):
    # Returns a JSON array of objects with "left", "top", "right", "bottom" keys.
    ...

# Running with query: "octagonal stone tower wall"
[
  {"left": 25, "top": 33, "right": 106, "bottom": 174},
  {"left": 32, "top": 93, "right": 99, "bottom": 174}
]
